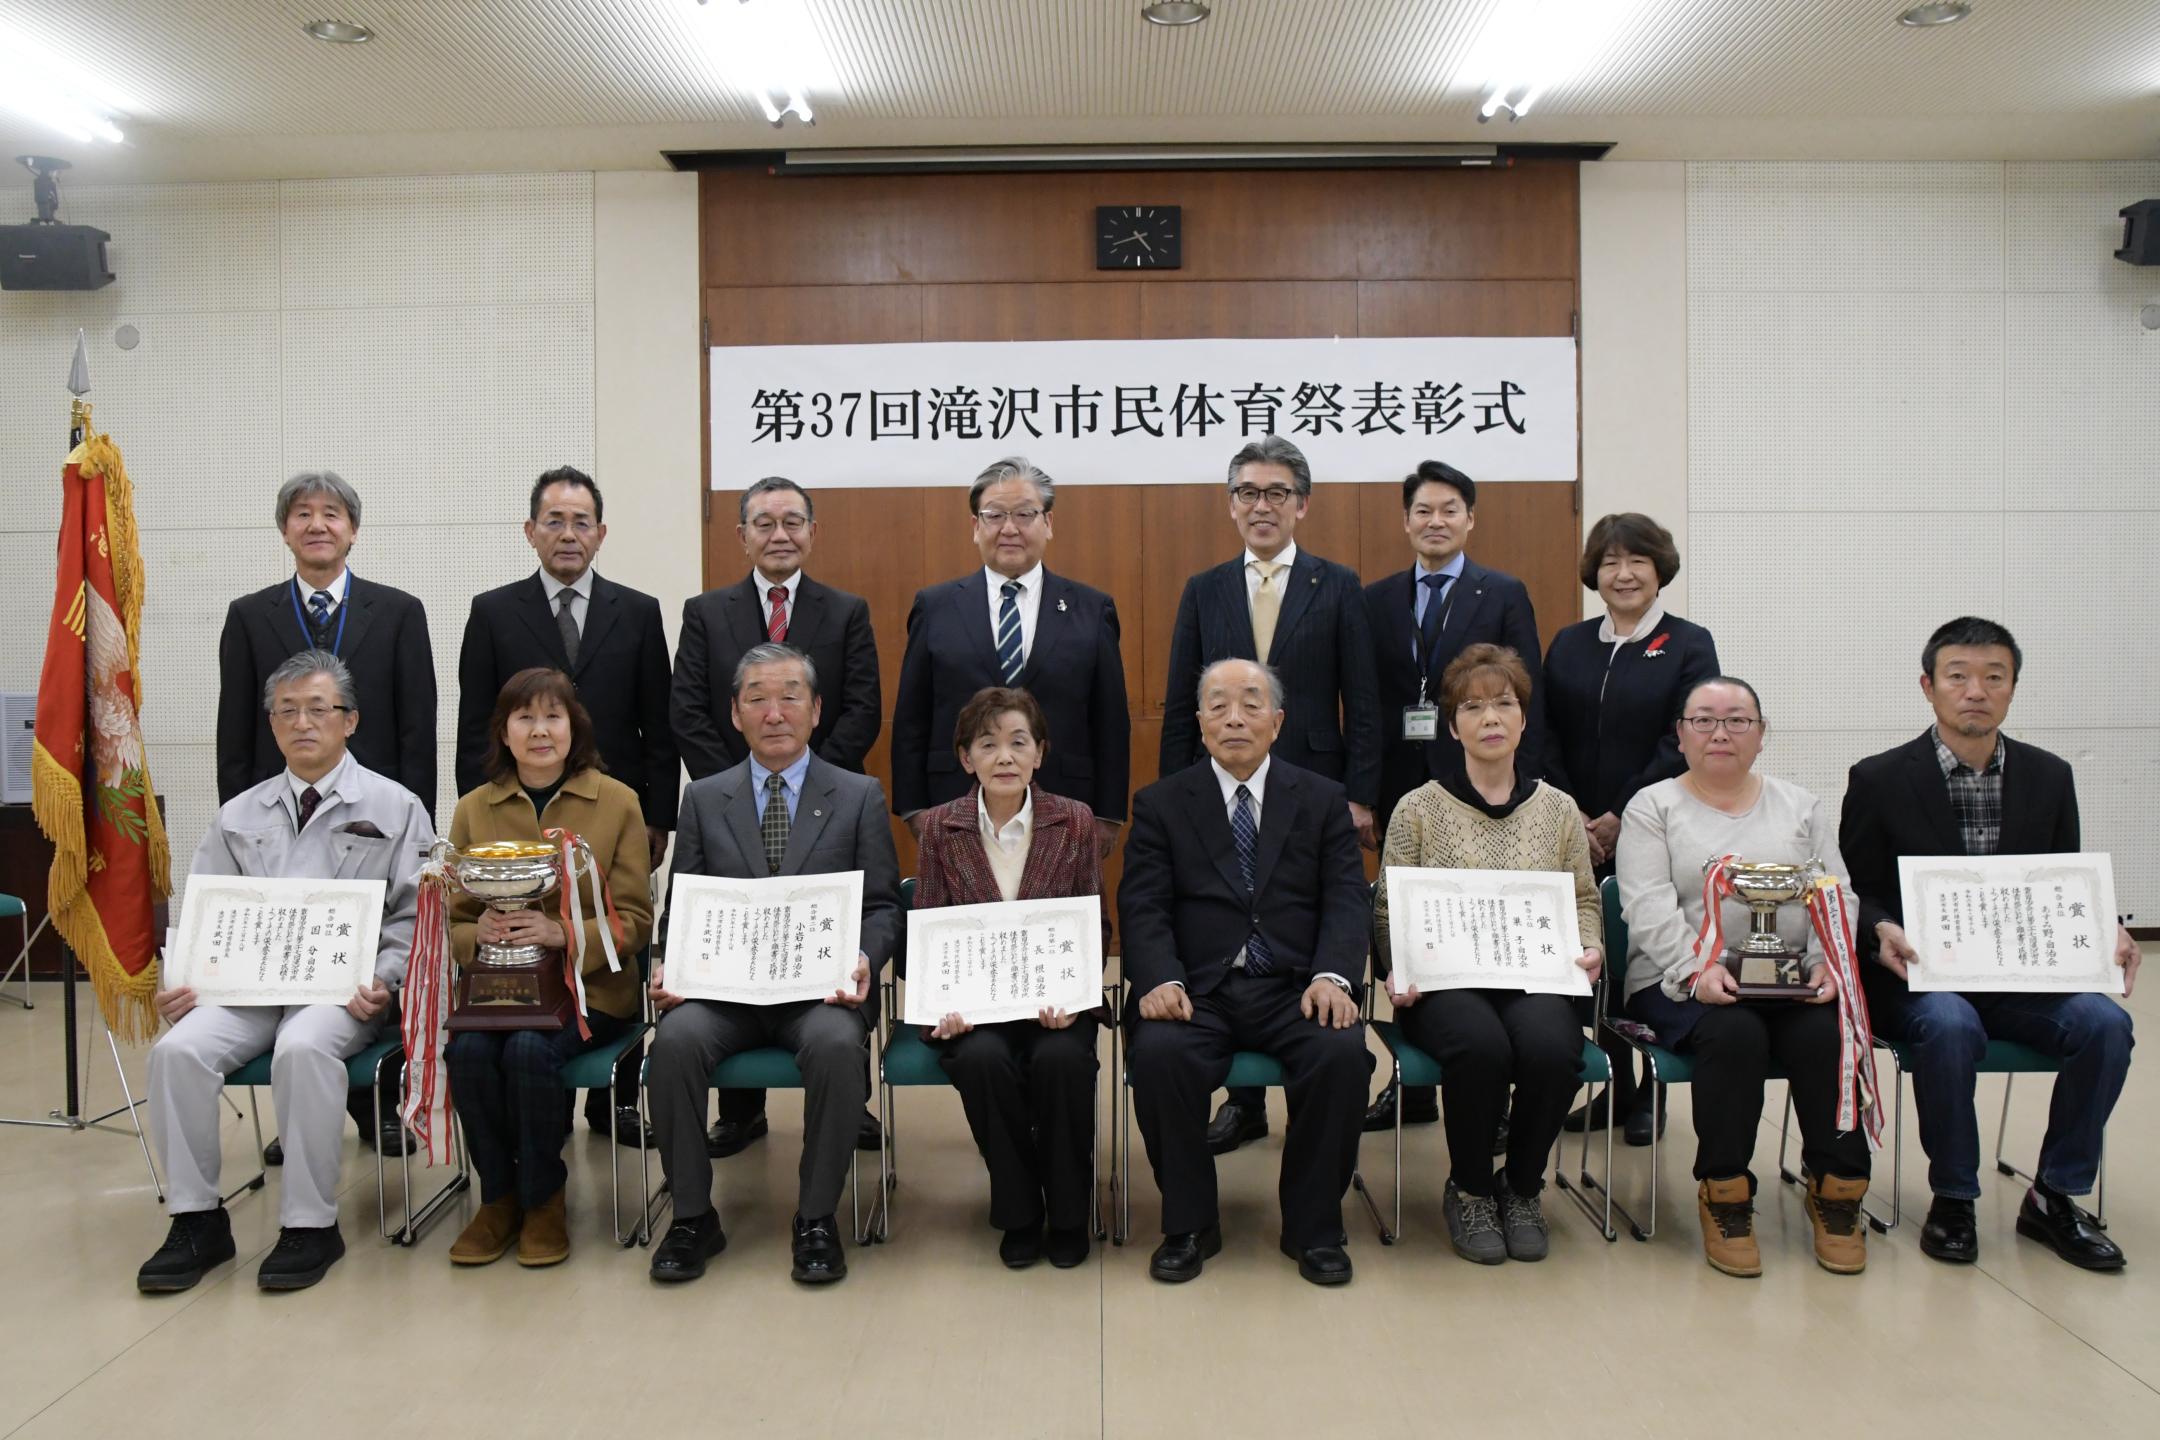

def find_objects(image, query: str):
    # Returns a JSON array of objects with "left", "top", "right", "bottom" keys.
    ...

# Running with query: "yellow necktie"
[{"left": 1251, "top": 560, "right": 1281, "bottom": 661}]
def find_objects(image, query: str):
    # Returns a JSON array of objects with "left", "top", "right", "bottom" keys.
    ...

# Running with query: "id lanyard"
[
  {"left": 1408, "top": 577, "right": 1457, "bottom": 706},
  {"left": 290, "top": 574, "right": 351, "bottom": 657}
]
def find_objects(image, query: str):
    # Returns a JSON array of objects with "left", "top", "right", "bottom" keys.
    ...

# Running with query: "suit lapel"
[
  {"left": 1014, "top": 789, "right": 1070, "bottom": 900},
  {"left": 514, "top": 573, "right": 572, "bottom": 668},
  {"left": 962, "top": 575, "right": 1004, "bottom": 676},
  {"left": 1264, "top": 552, "right": 1322, "bottom": 664},
  {"left": 1997, "top": 737, "right": 2036, "bottom": 851},
  {"left": 265, "top": 583, "right": 311, "bottom": 656},
  {"left": 575, "top": 576, "right": 621, "bottom": 678},
  {"left": 1903, "top": 737, "right": 1964, "bottom": 855},
  {"left": 336, "top": 576, "right": 378, "bottom": 660},
  {"left": 787, "top": 576, "right": 825, "bottom": 648},
  {"left": 723, "top": 767, "right": 771, "bottom": 875},
  {"left": 727, "top": 577, "right": 769, "bottom": 653},
  {"left": 1019, "top": 573, "right": 1070, "bottom": 684},
  {"left": 1191, "top": 766, "right": 1249, "bottom": 899},
  {"left": 779, "top": 759, "right": 837, "bottom": 874},
  {"left": 1430, "top": 561, "right": 1484, "bottom": 676},
  {"left": 1251, "top": 763, "right": 1296, "bottom": 893},
  {"left": 1214, "top": 560, "right": 1257, "bottom": 662}
]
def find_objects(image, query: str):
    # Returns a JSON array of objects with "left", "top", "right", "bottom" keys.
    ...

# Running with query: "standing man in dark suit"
[
  {"left": 672, "top": 475, "right": 884, "bottom": 1159},
  {"left": 216, "top": 470, "right": 435, "bottom": 1157},
  {"left": 1842, "top": 616, "right": 2138, "bottom": 1271},
  {"left": 890, "top": 456, "right": 1130, "bottom": 857},
  {"left": 1360, "top": 459, "right": 1550, "bottom": 1132},
  {"left": 1121, "top": 658, "right": 1373, "bottom": 1287},
  {"left": 1159, "top": 435, "right": 1380, "bottom": 1154},
  {"left": 454, "top": 465, "right": 677, "bottom": 1144}
]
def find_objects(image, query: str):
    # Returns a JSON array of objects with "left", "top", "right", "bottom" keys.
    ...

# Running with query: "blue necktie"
[
  {"left": 1417, "top": 572, "right": 1451, "bottom": 662},
  {"left": 1232, "top": 784, "right": 1274, "bottom": 976},
  {"left": 996, "top": 579, "right": 1024, "bottom": 684},
  {"left": 307, "top": 590, "right": 334, "bottom": 646}
]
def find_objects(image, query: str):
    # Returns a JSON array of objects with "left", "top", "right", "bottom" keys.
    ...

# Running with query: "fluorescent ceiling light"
[
  {"left": 1141, "top": 2, "right": 1212, "bottom": 24},
  {"left": 1898, "top": 3, "right": 1971, "bottom": 27},
  {"left": 1455, "top": 0, "right": 1641, "bottom": 122},
  {"left": 302, "top": 19, "right": 377, "bottom": 44},
  {"left": 689, "top": 0, "right": 834, "bottom": 126},
  {"left": 0, "top": 24, "right": 133, "bottom": 143}
]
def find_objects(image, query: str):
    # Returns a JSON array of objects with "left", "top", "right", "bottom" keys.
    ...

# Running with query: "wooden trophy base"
[
  {"left": 449, "top": 955, "right": 576, "bottom": 1032},
  {"left": 1729, "top": 951, "right": 1816, "bottom": 1002}
]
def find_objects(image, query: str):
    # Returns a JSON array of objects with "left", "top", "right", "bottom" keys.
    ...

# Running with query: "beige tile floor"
[{"left": 2, "top": 957, "right": 2156, "bottom": 1440}]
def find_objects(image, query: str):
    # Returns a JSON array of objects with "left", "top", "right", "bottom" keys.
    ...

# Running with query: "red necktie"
[{"left": 767, "top": 585, "right": 788, "bottom": 642}]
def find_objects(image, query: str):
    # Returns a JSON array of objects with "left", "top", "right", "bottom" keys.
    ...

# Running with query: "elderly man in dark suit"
[
  {"left": 454, "top": 465, "right": 677, "bottom": 1144},
  {"left": 1843, "top": 616, "right": 2138, "bottom": 1272},
  {"left": 1121, "top": 658, "right": 1374, "bottom": 1287},
  {"left": 644, "top": 643, "right": 900, "bottom": 1287},
  {"left": 1158, "top": 435, "right": 1380, "bottom": 1155},
  {"left": 890, "top": 456, "right": 1130, "bottom": 857}
]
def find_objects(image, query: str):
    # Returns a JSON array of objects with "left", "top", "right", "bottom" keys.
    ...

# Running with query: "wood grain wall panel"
[
  {"left": 1138, "top": 281, "right": 1358, "bottom": 339},
  {"left": 1357, "top": 280, "right": 1577, "bottom": 338},
  {"left": 704, "top": 284, "right": 922, "bottom": 347},
  {"left": 923, "top": 283, "right": 1143, "bottom": 341}
]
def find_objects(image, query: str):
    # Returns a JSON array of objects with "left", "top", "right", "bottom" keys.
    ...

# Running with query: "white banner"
[{"left": 710, "top": 335, "right": 1577, "bottom": 488}]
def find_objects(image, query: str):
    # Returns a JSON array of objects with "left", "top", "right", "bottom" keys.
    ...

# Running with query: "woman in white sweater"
[
  {"left": 1616, "top": 676, "right": 1871, "bottom": 1278},
  {"left": 1375, "top": 645, "right": 1602, "bottom": 1265}
]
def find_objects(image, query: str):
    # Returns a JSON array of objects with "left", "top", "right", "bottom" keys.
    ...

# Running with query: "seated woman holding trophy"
[
  {"left": 1615, "top": 676, "right": 1877, "bottom": 1278},
  {"left": 1373, "top": 645, "right": 1603, "bottom": 1265},
  {"left": 913, "top": 687, "right": 1108, "bottom": 1270},
  {"left": 440, "top": 667, "right": 653, "bottom": 1268}
]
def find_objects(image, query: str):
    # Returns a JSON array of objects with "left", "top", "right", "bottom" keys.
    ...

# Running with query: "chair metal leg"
[
  {"left": 0, "top": 911, "right": 36, "bottom": 1009},
  {"left": 1573, "top": 1038, "right": 1647, "bottom": 1241},
  {"left": 1862, "top": 1056, "right": 1904, "bottom": 1234},
  {"left": 389, "top": 1056, "right": 470, "bottom": 1246},
  {"left": 1116, "top": 1072, "right": 1132, "bottom": 1247},
  {"left": 1554, "top": 1076, "right": 1620, "bottom": 1242},
  {"left": 221, "top": 1087, "right": 269, "bottom": 1205},
  {"left": 103, "top": 1026, "right": 163, "bottom": 1201},
  {"left": 1991, "top": 1072, "right": 2107, "bottom": 1228},
  {"left": 1777, "top": 1086, "right": 1801, "bottom": 1188},
  {"left": 635, "top": 1063, "right": 667, "bottom": 1246},
  {"left": 1350, "top": 1058, "right": 1397, "bottom": 1244}
]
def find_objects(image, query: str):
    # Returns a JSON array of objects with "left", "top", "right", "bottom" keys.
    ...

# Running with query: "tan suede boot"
[
  {"left": 518, "top": 1189, "right": 570, "bottom": 1267},
  {"left": 1806, "top": 1174, "right": 1869, "bottom": 1274},
  {"left": 449, "top": 1197, "right": 521, "bottom": 1266},
  {"left": 1698, "top": 1176, "right": 1761, "bottom": 1277}
]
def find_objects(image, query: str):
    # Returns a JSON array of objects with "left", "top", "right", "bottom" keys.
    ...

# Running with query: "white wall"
[
  {"left": 0, "top": 171, "right": 702, "bottom": 891},
  {"left": 1583, "top": 158, "right": 2160, "bottom": 919}
]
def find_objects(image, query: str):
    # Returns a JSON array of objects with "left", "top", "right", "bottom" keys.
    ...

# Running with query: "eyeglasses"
[
  {"left": 270, "top": 704, "right": 352, "bottom": 726},
  {"left": 1230, "top": 485, "right": 1297, "bottom": 509},
  {"left": 536, "top": 517, "right": 597, "bottom": 535},
  {"left": 976, "top": 508, "right": 1045, "bottom": 529},
  {"left": 1456, "top": 695, "right": 1521, "bottom": 717},
  {"left": 1682, "top": 715, "right": 1760, "bottom": 734},
  {"left": 748, "top": 515, "right": 810, "bottom": 536}
]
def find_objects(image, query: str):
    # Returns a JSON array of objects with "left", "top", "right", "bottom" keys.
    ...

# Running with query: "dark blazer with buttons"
[
  {"left": 1117, "top": 758, "right": 1369, "bottom": 1003},
  {"left": 889, "top": 570, "right": 1131, "bottom": 821},
  {"left": 1541, "top": 612, "right": 1720, "bottom": 825},
  {"left": 670, "top": 574, "right": 881, "bottom": 782},
  {"left": 1363, "top": 558, "right": 1548, "bottom": 833},
  {"left": 454, "top": 571, "right": 679, "bottom": 831},
  {"left": 1839, "top": 729, "right": 2080, "bottom": 966},
  {"left": 216, "top": 575, "right": 438, "bottom": 820},
  {"left": 1159, "top": 549, "right": 1382, "bottom": 808}
]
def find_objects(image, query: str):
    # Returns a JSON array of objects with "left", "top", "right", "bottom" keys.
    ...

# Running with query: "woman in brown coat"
[
  {"left": 443, "top": 667, "right": 654, "bottom": 1269},
  {"left": 914, "top": 686, "right": 1107, "bottom": 1270}
]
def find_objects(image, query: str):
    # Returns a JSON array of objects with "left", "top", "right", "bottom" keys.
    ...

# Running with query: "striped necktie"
[
  {"left": 1231, "top": 784, "right": 1274, "bottom": 976},
  {"left": 306, "top": 590, "right": 334, "bottom": 647},
  {"left": 996, "top": 579, "right": 1024, "bottom": 684}
]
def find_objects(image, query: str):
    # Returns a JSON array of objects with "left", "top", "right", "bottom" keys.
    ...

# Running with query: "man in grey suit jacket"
[
  {"left": 645, "top": 643, "right": 900, "bottom": 1287},
  {"left": 139, "top": 650, "right": 433, "bottom": 1296}
]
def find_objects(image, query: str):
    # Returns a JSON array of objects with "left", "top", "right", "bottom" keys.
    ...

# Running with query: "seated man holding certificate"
[
  {"left": 443, "top": 667, "right": 655, "bottom": 1269},
  {"left": 1615, "top": 676, "right": 1874, "bottom": 1278},
  {"left": 139, "top": 650, "right": 433, "bottom": 1294},
  {"left": 1120, "top": 658, "right": 1374, "bottom": 1287},
  {"left": 913, "top": 686, "right": 1107, "bottom": 1271},
  {"left": 1372, "top": 645, "right": 1602, "bottom": 1264},
  {"left": 645, "top": 642, "right": 900, "bottom": 1285},
  {"left": 1842, "top": 617, "right": 2137, "bottom": 1270}
]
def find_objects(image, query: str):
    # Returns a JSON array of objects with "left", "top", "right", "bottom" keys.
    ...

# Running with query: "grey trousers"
[
  {"left": 648, "top": 997, "right": 869, "bottom": 1222},
  {"left": 148, "top": 1002, "right": 378, "bottom": 1228}
]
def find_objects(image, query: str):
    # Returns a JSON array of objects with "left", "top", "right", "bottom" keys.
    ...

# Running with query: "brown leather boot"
[
  {"left": 1806, "top": 1174, "right": 1869, "bottom": 1274},
  {"left": 1697, "top": 1176, "right": 1761, "bottom": 1277},
  {"left": 518, "top": 1189, "right": 570, "bottom": 1267},
  {"left": 449, "top": 1197, "right": 521, "bottom": 1266}
]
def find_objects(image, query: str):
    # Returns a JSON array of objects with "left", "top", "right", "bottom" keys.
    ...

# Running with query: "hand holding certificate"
[
  {"left": 664, "top": 871, "right": 864, "bottom": 1005},
  {"left": 902, "top": 896, "right": 1104, "bottom": 1027},
  {"left": 165, "top": 876, "right": 386, "bottom": 1007},
  {"left": 1385, "top": 866, "right": 1591, "bottom": 997},
  {"left": 1898, "top": 853, "right": 2123, "bottom": 995}
]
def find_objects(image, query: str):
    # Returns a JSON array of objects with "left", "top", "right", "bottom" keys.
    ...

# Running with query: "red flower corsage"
[{"left": 1644, "top": 632, "right": 1671, "bottom": 657}]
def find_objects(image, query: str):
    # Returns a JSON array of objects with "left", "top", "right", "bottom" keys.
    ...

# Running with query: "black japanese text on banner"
[{"left": 710, "top": 336, "right": 1578, "bottom": 488}]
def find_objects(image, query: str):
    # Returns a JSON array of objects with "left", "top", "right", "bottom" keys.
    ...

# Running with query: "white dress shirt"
[
  {"left": 283, "top": 751, "right": 354, "bottom": 831},
  {"left": 1242, "top": 540, "right": 1298, "bottom": 612},
  {"left": 1203, "top": 754, "right": 1351, "bottom": 992},
  {"left": 984, "top": 562, "right": 1046, "bottom": 662},
  {"left": 542, "top": 567, "right": 596, "bottom": 635},
  {"left": 296, "top": 568, "right": 350, "bottom": 613},
  {"left": 976, "top": 787, "right": 1035, "bottom": 903}
]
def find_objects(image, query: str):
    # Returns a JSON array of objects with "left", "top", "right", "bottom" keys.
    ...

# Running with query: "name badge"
[{"left": 1402, "top": 704, "right": 1440, "bottom": 741}]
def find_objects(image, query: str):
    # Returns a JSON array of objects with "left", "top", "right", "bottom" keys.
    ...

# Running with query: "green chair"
[
  {"left": 557, "top": 949, "right": 657, "bottom": 1247},
  {"left": 1114, "top": 1040, "right": 1277, "bottom": 1246},
  {"left": 0, "top": 892, "right": 32, "bottom": 1009},
  {"left": 223, "top": 1037, "right": 469, "bottom": 1246}
]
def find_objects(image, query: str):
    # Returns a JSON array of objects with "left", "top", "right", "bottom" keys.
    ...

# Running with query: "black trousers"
[
  {"left": 1397, "top": 988, "right": 1580, "bottom": 1197},
  {"left": 1129, "top": 973, "right": 1373, "bottom": 1249},
  {"left": 1670, "top": 1000, "right": 1870, "bottom": 1186},
  {"left": 449, "top": 1012, "right": 629, "bottom": 1209},
  {"left": 933, "top": 1017, "right": 1100, "bottom": 1232}
]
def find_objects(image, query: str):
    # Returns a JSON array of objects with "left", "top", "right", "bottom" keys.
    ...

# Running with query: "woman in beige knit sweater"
[{"left": 1374, "top": 644, "right": 1603, "bottom": 1264}]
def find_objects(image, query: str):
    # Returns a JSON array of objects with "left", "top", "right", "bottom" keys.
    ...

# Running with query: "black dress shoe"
[
  {"left": 1623, "top": 1085, "right": 1667, "bottom": 1147},
  {"left": 999, "top": 1223, "right": 1044, "bottom": 1269},
  {"left": 363, "top": 1124, "right": 415, "bottom": 1158},
  {"left": 649, "top": 1211, "right": 727, "bottom": 1283},
  {"left": 2016, "top": 1184, "right": 2125, "bottom": 1271},
  {"left": 1046, "top": 1226, "right": 1091, "bottom": 1269},
  {"left": 1920, "top": 1196, "right": 1979, "bottom": 1264},
  {"left": 791, "top": 1213, "right": 848, "bottom": 1284},
  {"left": 256, "top": 1223, "right": 345, "bottom": 1291},
  {"left": 1360, "top": 1081, "right": 1440, "bottom": 1133},
  {"left": 263, "top": 1137, "right": 284, "bottom": 1167},
  {"left": 1148, "top": 1224, "right": 1223, "bottom": 1283},
  {"left": 1205, "top": 1098, "right": 1268, "bottom": 1155},
  {"left": 137, "top": 1206, "right": 236, "bottom": 1293},
  {"left": 588, "top": 1105, "right": 656, "bottom": 1149},
  {"left": 1280, "top": 1239, "right": 1354, "bottom": 1286},
  {"left": 857, "top": 1108, "right": 883, "bottom": 1152},
  {"left": 706, "top": 1112, "right": 770, "bottom": 1159}
]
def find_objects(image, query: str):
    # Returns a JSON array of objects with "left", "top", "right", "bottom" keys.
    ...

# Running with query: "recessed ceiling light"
[
  {"left": 1898, "top": 3, "right": 1970, "bottom": 27},
  {"left": 302, "top": 19, "right": 375, "bottom": 44},
  {"left": 1141, "top": 2, "right": 1211, "bottom": 26}
]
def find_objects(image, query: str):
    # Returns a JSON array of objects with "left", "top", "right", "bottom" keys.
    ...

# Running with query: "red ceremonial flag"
[{"left": 31, "top": 431, "right": 171, "bottom": 1042}]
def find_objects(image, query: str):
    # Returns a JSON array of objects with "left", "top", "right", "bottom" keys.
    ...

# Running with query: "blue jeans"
[{"left": 1868, "top": 968, "right": 2133, "bottom": 1199}]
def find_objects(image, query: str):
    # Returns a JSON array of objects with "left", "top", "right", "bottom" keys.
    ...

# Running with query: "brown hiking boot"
[
  {"left": 1806, "top": 1174, "right": 1869, "bottom": 1274},
  {"left": 449, "top": 1197, "right": 521, "bottom": 1266},
  {"left": 518, "top": 1189, "right": 571, "bottom": 1267},
  {"left": 1698, "top": 1176, "right": 1761, "bottom": 1277}
]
